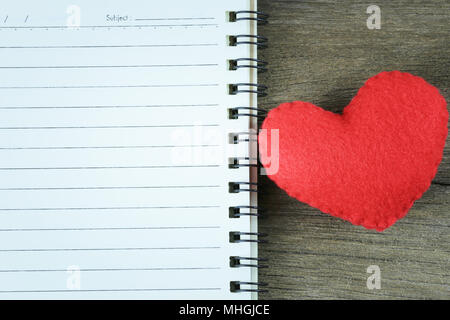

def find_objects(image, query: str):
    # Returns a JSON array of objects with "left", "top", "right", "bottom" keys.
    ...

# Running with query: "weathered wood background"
[{"left": 257, "top": 0, "right": 449, "bottom": 299}]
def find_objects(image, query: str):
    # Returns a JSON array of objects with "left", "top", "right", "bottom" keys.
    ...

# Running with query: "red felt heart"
[{"left": 259, "top": 71, "right": 448, "bottom": 231}]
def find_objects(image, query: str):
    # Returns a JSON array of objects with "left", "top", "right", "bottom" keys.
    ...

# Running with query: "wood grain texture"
[{"left": 257, "top": 0, "right": 449, "bottom": 299}]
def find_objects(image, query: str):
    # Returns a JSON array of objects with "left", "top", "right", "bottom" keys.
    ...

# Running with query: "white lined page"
[{"left": 0, "top": 0, "right": 257, "bottom": 299}]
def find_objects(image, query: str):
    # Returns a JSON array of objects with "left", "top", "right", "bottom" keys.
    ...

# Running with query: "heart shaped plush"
[{"left": 259, "top": 71, "right": 448, "bottom": 231}]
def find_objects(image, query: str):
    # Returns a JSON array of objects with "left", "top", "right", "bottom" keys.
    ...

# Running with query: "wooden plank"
[{"left": 257, "top": 0, "right": 449, "bottom": 299}]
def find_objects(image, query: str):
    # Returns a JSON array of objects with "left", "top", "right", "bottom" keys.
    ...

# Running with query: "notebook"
[{"left": 0, "top": 0, "right": 267, "bottom": 299}]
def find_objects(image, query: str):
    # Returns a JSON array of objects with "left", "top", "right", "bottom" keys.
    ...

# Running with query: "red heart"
[{"left": 259, "top": 71, "right": 448, "bottom": 231}]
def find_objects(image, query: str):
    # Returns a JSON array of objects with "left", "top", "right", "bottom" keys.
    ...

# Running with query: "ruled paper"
[{"left": 0, "top": 0, "right": 258, "bottom": 299}]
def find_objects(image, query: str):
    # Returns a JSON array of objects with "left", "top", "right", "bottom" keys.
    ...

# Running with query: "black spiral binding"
[
  {"left": 228, "top": 11, "right": 269, "bottom": 25},
  {"left": 229, "top": 157, "right": 259, "bottom": 169},
  {"left": 229, "top": 205, "right": 263, "bottom": 218},
  {"left": 228, "top": 35, "right": 268, "bottom": 49},
  {"left": 230, "top": 281, "right": 268, "bottom": 293},
  {"left": 228, "top": 10, "right": 269, "bottom": 295},
  {"left": 228, "top": 107, "right": 268, "bottom": 120},
  {"left": 230, "top": 256, "right": 268, "bottom": 268},
  {"left": 229, "top": 83, "right": 268, "bottom": 97},
  {"left": 229, "top": 131, "right": 258, "bottom": 144},
  {"left": 229, "top": 58, "right": 268, "bottom": 73}
]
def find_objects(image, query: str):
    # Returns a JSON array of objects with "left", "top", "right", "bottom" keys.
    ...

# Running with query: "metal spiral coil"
[
  {"left": 229, "top": 131, "right": 258, "bottom": 144},
  {"left": 229, "top": 58, "right": 268, "bottom": 73},
  {"left": 229, "top": 83, "right": 268, "bottom": 97},
  {"left": 228, "top": 182, "right": 258, "bottom": 193},
  {"left": 230, "top": 256, "right": 269, "bottom": 269},
  {"left": 229, "top": 205, "right": 263, "bottom": 218},
  {"left": 229, "top": 232, "right": 268, "bottom": 244},
  {"left": 228, "top": 107, "right": 268, "bottom": 120},
  {"left": 228, "top": 34, "right": 268, "bottom": 48},
  {"left": 228, "top": 10, "right": 269, "bottom": 295},
  {"left": 229, "top": 11, "right": 269, "bottom": 25},
  {"left": 230, "top": 281, "right": 269, "bottom": 293},
  {"left": 229, "top": 157, "right": 259, "bottom": 169}
]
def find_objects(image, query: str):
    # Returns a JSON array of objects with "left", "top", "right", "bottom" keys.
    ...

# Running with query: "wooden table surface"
[{"left": 257, "top": 0, "right": 449, "bottom": 299}]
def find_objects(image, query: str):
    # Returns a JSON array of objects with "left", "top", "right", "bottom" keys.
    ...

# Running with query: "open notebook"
[{"left": 0, "top": 0, "right": 266, "bottom": 299}]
